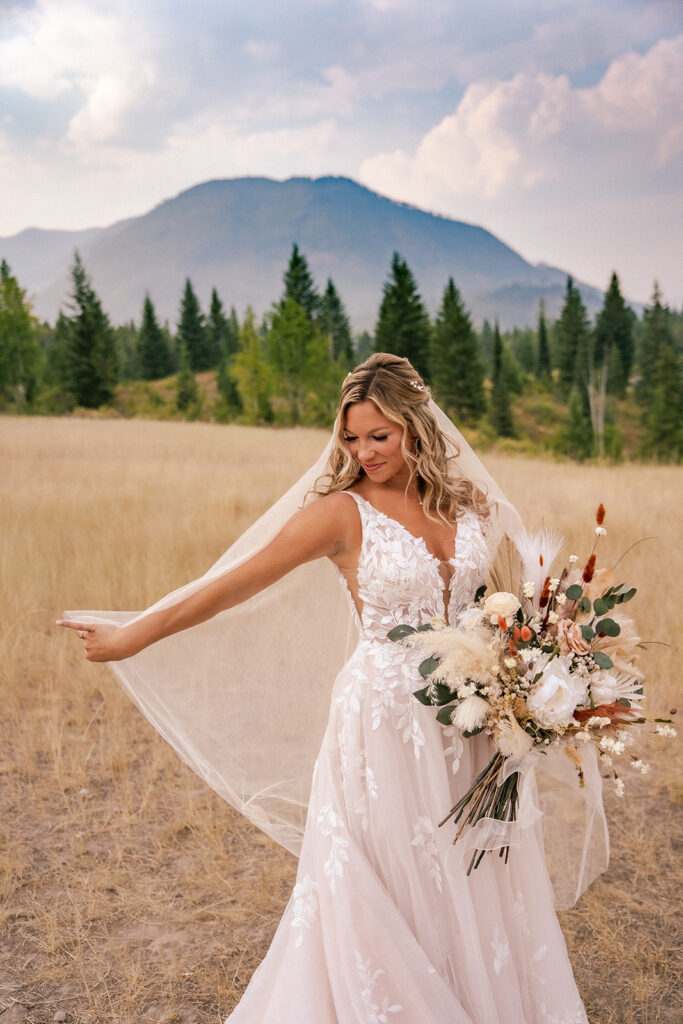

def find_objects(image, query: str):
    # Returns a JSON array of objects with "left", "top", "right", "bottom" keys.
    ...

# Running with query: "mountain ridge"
[{"left": 0, "top": 175, "right": 610, "bottom": 330}]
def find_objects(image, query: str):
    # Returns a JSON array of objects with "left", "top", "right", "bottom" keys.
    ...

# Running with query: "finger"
[{"left": 57, "top": 620, "right": 94, "bottom": 632}]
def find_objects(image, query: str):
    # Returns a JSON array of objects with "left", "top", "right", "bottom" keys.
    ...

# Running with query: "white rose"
[
  {"left": 483, "top": 591, "right": 521, "bottom": 624},
  {"left": 458, "top": 606, "right": 486, "bottom": 631},
  {"left": 590, "top": 670, "right": 618, "bottom": 706},
  {"left": 526, "top": 654, "right": 588, "bottom": 729}
]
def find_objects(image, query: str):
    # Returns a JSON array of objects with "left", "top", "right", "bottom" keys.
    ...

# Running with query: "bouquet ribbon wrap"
[{"left": 447, "top": 743, "right": 608, "bottom": 909}]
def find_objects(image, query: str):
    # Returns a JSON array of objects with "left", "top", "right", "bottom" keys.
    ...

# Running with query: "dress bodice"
[{"left": 340, "top": 491, "right": 490, "bottom": 643}]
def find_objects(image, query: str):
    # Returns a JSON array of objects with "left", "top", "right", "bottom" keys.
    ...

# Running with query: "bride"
[{"left": 59, "top": 353, "right": 598, "bottom": 1023}]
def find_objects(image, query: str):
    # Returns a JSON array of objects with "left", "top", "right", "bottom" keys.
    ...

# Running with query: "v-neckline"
[{"left": 351, "top": 492, "right": 458, "bottom": 567}]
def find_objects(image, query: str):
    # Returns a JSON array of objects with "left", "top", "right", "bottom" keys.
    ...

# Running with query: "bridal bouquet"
[{"left": 389, "top": 505, "right": 676, "bottom": 875}]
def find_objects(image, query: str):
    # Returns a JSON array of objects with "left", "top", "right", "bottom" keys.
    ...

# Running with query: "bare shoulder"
[{"left": 296, "top": 490, "right": 361, "bottom": 556}]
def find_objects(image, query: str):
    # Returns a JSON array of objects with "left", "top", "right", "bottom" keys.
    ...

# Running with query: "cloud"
[
  {"left": 360, "top": 35, "right": 683, "bottom": 303},
  {"left": 361, "top": 35, "right": 683, "bottom": 204}
]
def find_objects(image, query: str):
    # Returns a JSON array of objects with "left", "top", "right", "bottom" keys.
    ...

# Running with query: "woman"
[{"left": 59, "top": 353, "right": 593, "bottom": 1023}]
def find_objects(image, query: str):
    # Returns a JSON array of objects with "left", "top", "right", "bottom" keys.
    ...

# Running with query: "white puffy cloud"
[{"left": 360, "top": 35, "right": 683, "bottom": 303}]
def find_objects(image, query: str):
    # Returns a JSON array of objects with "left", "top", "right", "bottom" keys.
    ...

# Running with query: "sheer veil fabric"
[{"left": 67, "top": 399, "right": 608, "bottom": 908}]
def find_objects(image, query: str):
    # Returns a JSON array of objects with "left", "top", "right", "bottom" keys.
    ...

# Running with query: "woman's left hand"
[{"left": 56, "top": 620, "right": 132, "bottom": 662}]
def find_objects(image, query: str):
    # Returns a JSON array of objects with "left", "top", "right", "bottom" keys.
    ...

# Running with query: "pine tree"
[
  {"left": 177, "top": 278, "right": 210, "bottom": 371},
  {"left": 232, "top": 307, "right": 273, "bottom": 423},
  {"left": 564, "top": 387, "right": 594, "bottom": 460},
  {"left": 137, "top": 294, "right": 172, "bottom": 380},
  {"left": 175, "top": 340, "right": 199, "bottom": 413},
  {"left": 555, "top": 277, "right": 591, "bottom": 390},
  {"left": 266, "top": 297, "right": 319, "bottom": 422},
  {"left": 374, "top": 252, "right": 430, "bottom": 378},
  {"left": 207, "top": 288, "right": 232, "bottom": 368},
  {"left": 283, "top": 244, "right": 319, "bottom": 320},
  {"left": 642, "top": 342, "right": 681, "bottom": 461},
  {"left": 490, "top": 322, "right": 515, "bottom": 437},
  {"left": 594, "top": 273, "right": 635, "bottom": 396},
  {"left": 63, "top": 251, "right": 118, "bottom": 408},
  {"left": 637, "top": 283, "right": 671, "bottom": 405},
  {"left": 536, "top": 300, "right": 551, "bottom": 382},
  {"left": 430, "top": 278, "right": 486, "bottom": 422},
  {"left": 320, "top": 278, "right": 353, "bottom": 363},
  {"left": 480, "top": 319, "right": 494, "bottom": 366},
  {"left": 0, "top": 259, "right": 41, "bottom": 407}
]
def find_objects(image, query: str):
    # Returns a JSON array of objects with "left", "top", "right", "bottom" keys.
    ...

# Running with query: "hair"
[{"left": 311, "top": 352, "right": 490, "bottom": 524}]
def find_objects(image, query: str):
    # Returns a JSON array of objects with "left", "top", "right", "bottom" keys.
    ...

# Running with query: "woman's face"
[{"left": 343, "top": 401, "right": 412, "bottom": 486}]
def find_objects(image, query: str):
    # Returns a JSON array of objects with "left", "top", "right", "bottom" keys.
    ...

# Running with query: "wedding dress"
[{"left": 225, "top": 491, "right": 588, "bottom": 1024}]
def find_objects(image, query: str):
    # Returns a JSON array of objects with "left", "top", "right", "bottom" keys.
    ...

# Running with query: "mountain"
[{"left": 0, "top": 176, "right": 608, "bottom": 330}]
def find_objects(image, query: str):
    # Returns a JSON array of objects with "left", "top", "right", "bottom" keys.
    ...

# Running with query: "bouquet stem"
[{"left": 439, "top": 752, "right": 520, "bottom": 875}]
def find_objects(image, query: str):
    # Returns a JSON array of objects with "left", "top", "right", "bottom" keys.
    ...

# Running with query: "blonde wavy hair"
[{"left": 312, "top": 352, "right": 490, "bottom": 524}]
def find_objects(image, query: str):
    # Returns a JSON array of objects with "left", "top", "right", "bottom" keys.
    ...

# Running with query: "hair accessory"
[{"left": 410, "top": 380, "right": 426, "bottom": 391}]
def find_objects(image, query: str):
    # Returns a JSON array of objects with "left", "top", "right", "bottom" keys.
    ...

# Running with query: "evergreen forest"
[{"left": 0, "top": 248, "right": 680, "bottom": 462}]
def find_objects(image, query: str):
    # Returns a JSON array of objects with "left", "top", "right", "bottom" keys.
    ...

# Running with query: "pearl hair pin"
[{"left": 410, "top": 380, "right": 426, "bottom": 391}]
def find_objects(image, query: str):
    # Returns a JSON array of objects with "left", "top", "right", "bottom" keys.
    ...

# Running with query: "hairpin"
[{"left": 410, "top": 380, "right": 426, "bottom": 391}]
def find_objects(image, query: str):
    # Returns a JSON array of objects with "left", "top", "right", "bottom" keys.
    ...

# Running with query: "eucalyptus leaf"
[
  {"left": 418, "top": 656, "right": 441, "bottom": 679},
  {"left": 463, "top": 725, "right": 485, "bottom": 738},
  {"left": 593, "top": 651, "right": 613, "bottom": 670},
  {"left": 616, "top": 587, "right": 637, "bottom": 604},
  {"left": 579, "top": 597, "right": 592, "bottom": 613},
  {"left": 436, "top": 705, "right": 457, "bottom": 726},
  {"left": 596, "top": 617, "right": 620, "bottom": 637},
  {"left": 566, "top": 584, "right": 583, "bottom": 601},
  {"left": 387, "top": 624, "right": 416, "bottom": 641},
  {"left": 416, "top": 622, "right": 434, "bottom": 632},
  {"left": 593, "top": 598, "right": 609, "bottom": 616},
  {"left": 580, "top": 624, "right": 595, "bottom": 641},
  {"left": 413, "top": 686, "right": 434, "bottom": 706}
]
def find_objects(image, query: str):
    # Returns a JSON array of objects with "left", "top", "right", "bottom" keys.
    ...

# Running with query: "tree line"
[{"left": 0, "top": 247, "right": 680, "bottom": 462}]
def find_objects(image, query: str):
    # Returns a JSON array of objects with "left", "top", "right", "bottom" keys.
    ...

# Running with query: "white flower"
[
  {"left": 522, "top": 581, "right": 535, "bottom": 599},
  {"left": 520, "top": 648, "right": 534, "bottom": 664},
  {"left": 429, "top": 615, "right": 446, "bottom": 629},
  {"left": 600, "top": 753, "right": 613, "bottom": 766},
  {"left": 547, "top": 610, "right": 559, "bottom": 624},
  {"left": 600, "top": 736, "right": 625, "bottom": 755},
  {"left": 548, "top": 578, "right": 560, "bottom": 591},
  {"left": 614, "top": 777, "right": 625, "bottom": 797},
  {"left": 655, "top": 724, "right": 677, "bottom": 738},
  {"left": 589, "top": 670, "right": 619, "bottom": 705},
  {"left": 483, "top": 591, "right": 521, "bottom": 624},
  {"left": 631, "top": 759, "right": 650, "bottom": 774},
  {"left": 452, "top": 695, "right": 489, "bottom": 733},
  {"left": 586, "top": 716, "right": 612, "bottom": 729},
  {"left": 458, "top": 606, "right": 485, "bottom": 631},
  {"left": 526, "top": 654, "right": 588, "bottom": 729},
  {"left": 556, "top": 593, "right": 567, "bottom": 606},
  {"left": 569, "top": 554, "right": 579, "bottom": 563},
  {"left": 505, "top": 657, "right": 517, "bottom": 669},
  {"left": 497, "top": 712, "right": 534, "bottom": 758},
  {"left": 595, "top": 526, "right": 607, "bottom": 536}
]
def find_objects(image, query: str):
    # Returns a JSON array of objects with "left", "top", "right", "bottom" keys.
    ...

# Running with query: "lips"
[{"left": 363, "top": 462, "right": 384, "bottom": 472}]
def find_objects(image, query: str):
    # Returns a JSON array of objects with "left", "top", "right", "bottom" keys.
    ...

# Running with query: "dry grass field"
[{"left": 1, "top": 415, "right": 681, "bottom": 1024}]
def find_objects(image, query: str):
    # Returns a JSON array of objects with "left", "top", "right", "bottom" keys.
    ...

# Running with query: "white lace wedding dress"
[{"left": 226, "top": 492, "right": 588, "bottom": 1024}]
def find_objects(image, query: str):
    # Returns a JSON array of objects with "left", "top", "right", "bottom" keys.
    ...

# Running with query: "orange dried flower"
[
  {"left": 513, "top": 625, "right": 521, "bottom": 643},
  {"left": 497, "top": 615, "right": 508, "bottom": 631},
  {"left": 582, "top": 553, "right": 597, "bottom": 583},
  {"left": 539, "top": 554, "right": 544, "bottom": 567},
  {"left": 520, "top": 625, "right": 532, "bottom": 642},
  {"left": 539, "top": 576, "right": 551, "bottom": 608},
  {"left": 508, "top": 638, "right": 517, "bottom": 656},
  {"left": 596, "top": 503, "right": 606, "bottom": 526}
]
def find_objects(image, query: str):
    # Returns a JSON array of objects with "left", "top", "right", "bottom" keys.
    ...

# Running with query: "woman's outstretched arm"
[{"left": 58, "top": 492, "right": 357, "bottom": 662}]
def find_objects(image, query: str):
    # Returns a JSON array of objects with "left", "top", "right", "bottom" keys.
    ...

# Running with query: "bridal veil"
[{"left": 66, "top": 399, "right": 608, "bottom": 909}]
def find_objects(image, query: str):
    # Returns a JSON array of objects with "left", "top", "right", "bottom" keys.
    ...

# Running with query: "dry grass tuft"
[{"left": 1, "top": 417, "right": 681, "bottom": 1023}]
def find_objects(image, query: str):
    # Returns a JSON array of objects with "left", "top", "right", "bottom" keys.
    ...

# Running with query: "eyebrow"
[{"left": 343, "top": 427, "right": 391, "bottom": 435}]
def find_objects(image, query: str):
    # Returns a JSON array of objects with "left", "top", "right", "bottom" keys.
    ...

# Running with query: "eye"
[
  {"left": 343, "top": 435, "right": 357, "bottom": 443},
  {"left": 372, "top": 435, "right": 388, "bottom": 441}
]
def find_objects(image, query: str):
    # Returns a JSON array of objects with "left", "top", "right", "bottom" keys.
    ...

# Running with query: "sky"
[{"left": 0, "top": 0, "right": 681, "bottom": 307}]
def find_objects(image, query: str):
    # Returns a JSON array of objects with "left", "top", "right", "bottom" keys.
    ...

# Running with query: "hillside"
[{"left": 0, "top": 176, "right": 608, "bottom": 330}]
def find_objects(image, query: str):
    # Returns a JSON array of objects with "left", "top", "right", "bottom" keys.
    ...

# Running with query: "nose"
[{"left": 357, "top": 439, "right": 376, "bottom": 463}]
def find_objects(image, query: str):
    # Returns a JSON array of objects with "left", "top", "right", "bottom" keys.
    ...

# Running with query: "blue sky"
[{"left": 0, "top": 0, "right": 681, "bottom": 305}]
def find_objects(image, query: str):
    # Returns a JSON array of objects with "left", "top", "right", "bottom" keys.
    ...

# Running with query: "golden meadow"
[{"left": 1, "top": 416, "right": 681, "bottom": 1023}]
